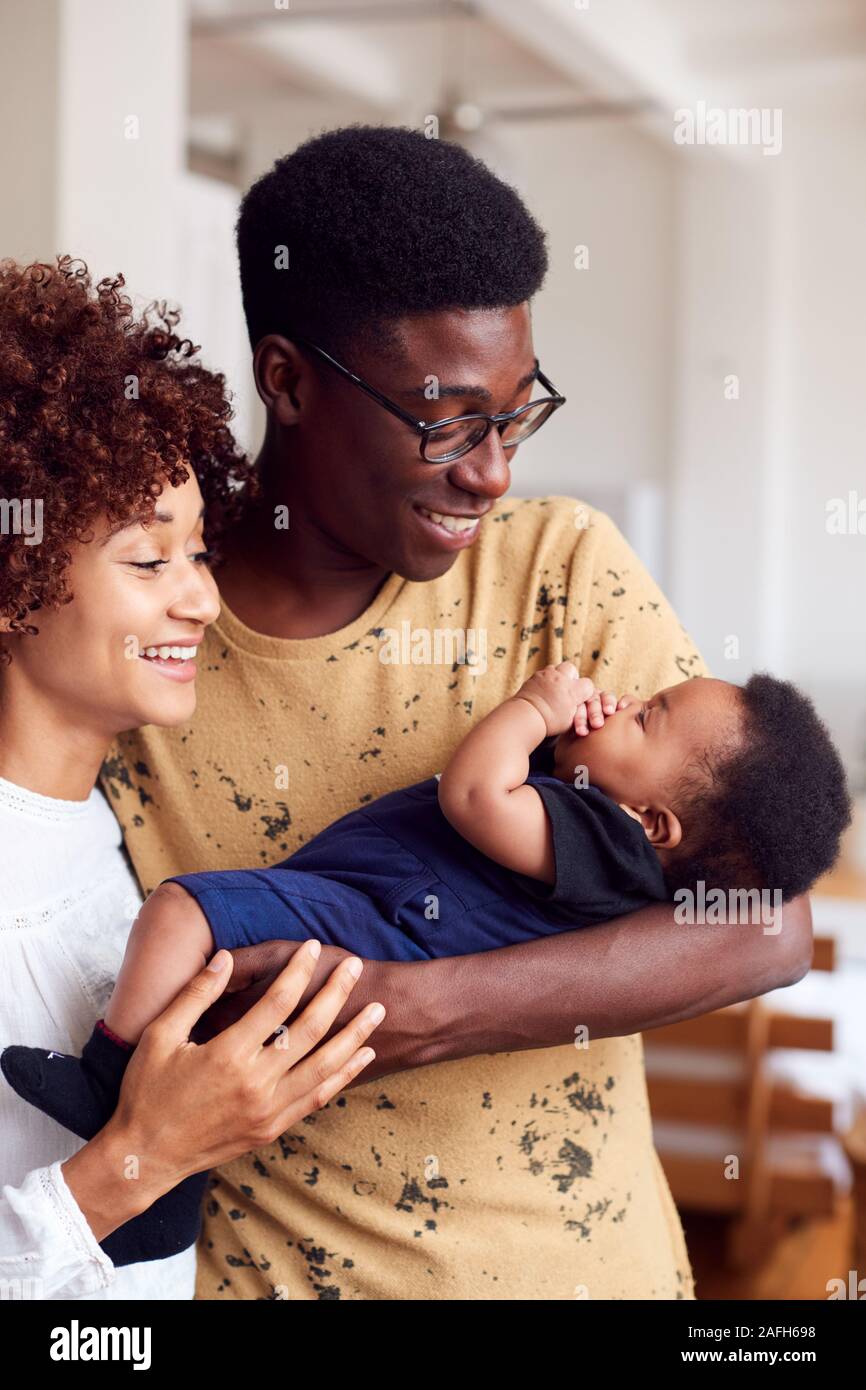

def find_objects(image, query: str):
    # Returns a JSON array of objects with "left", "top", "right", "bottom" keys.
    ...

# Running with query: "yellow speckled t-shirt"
[{"left": 102, "top": 496, "right": 706, "bottom": 1300}]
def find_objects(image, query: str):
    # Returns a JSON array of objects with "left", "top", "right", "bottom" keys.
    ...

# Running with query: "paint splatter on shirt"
[{"left": 102, "top": 497, "right": 705, "bottom": 1300}]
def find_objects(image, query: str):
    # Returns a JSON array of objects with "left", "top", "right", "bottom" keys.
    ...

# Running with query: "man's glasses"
[{"left": 292, "top": 336, "right": 566, "bottom": 463}]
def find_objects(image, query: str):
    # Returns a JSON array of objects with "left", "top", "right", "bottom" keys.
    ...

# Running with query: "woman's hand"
[
  {"left": 70, "top": 943, "right": 383, "bottom": 1234},
  {"left": 191, "top": 939, "right": 304, "bottom": 1043}
]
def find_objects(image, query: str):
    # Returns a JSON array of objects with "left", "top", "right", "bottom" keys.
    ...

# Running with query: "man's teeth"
[
  {"left": 418, "top": 507, "right": 478, "bottom": 533},
  {"left": 143, "top": 646, "right": 197, "bottom": 661}
]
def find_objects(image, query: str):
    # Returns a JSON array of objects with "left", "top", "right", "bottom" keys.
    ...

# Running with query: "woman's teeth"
[
  {"left": 417, "top": 507, "right": 478, "bottom": 533},
  {"left": 142, "top": 645, "right": 197, "bottom": 661}
]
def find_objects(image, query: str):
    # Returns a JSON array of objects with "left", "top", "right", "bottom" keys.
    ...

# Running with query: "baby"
[{"left": 1, "top": 664, "right": 851, "bottom": 1265}]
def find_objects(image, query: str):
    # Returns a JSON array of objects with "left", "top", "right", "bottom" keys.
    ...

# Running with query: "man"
[{"left": 103, "top": 125, "right": 810, "bottom": 1300}]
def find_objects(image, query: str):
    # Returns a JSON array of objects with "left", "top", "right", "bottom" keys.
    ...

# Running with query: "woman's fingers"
[
  {"left": 191, "top": 941, "right": 308, "bottom": 1044},
  {"left": 218, "top": 939, "right": 330, "bottom": 1054},
  {"left": 273, "top": 1040, "right": 379, "bottom": 1131},
  {"left": 273, "top": 994, "right": 385, "bottom": 1108},
  {"left": 146, "top": 947, "right": 236, "bottom": 1045},
  {"left": 263, "top": 955, "right": 380, "bottom": 1075}
]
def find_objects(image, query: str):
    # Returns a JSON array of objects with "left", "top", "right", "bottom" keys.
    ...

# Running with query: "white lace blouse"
[{"left": 0, "top": 774, "right": 195, "bottom": 1300}]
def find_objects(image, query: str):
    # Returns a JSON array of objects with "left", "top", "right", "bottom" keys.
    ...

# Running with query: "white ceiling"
[
  {"left": 660, "top": 0, "right": 866, "bottom": 61},
  {"left": 190, "top": 1, "right": 590, "bottom": 120},
  {"left": 188, "top": 0, "right": 866, "bottom": 157}
]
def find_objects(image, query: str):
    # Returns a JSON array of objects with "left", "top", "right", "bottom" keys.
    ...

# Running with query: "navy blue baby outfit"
[
  {"left": 167, "top": 741, "right": 668, "bottom": 958},
  {"left": 0, "top": 740, "right": 670, "bottom": 1274}
]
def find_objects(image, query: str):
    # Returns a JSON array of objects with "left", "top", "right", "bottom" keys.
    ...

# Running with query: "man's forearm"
[
  {"left": 329, "top": 893, "right": 813, "bottom": 1085},
  {"left": 205, "top": 894, "right": 812, "bottom": 1087}
]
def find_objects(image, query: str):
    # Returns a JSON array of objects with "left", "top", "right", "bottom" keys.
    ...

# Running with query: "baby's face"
[{"left": 551, "top": 676, "right": 743, "bottom": 809}]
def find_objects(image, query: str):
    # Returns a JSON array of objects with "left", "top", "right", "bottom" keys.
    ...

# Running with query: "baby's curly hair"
[
  {"left": 0, "top": 255, "right": 257, "bottom": 663},
  {"left": 665, "top": 673, "right": 852, "bottom": 902}
]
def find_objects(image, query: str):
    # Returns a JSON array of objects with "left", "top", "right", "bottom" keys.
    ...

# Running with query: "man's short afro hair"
[
  {"left": 666, "top": 673, "right": 852, "bottom": 902},
  {"left": 236, "top": 123, "right": 548, "bottom": 357}
]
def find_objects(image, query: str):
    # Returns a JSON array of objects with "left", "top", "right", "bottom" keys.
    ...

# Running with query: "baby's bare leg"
[{"left": 104, "top": 882, "right": 214, "bottom": 1045}]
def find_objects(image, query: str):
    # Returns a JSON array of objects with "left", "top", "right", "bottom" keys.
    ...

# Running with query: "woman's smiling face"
[{"left": 9, "top": 470, "right": 220, "bottom": 738}]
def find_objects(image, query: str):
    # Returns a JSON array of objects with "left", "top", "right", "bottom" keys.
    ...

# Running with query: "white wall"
[
  {"left": 667, "top": 158, "right": 776, "bottom": 682},
  {"left": 774, "top": 97, "right": 866, "bottom": 781},
  {"left": 492, "top": 117, "right": 677, "bottom": 505},
  {"left": 177, "top": 173, "right": 258, "bottom": 456},
  {"left": 667, "top": 93, "right": 866, "bottom": 777},
  {"left": 0, "top": 0, "right": 187, "bottom": 306}
]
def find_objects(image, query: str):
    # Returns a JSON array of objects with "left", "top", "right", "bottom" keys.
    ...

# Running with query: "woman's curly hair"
[{"left": 0, "top": 255, "right": 258, "bottom": 662}]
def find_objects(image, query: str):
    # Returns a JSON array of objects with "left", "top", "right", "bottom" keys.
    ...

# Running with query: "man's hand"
[
  {"left": 193, "top": 940, "right": 437, "bottom": 1089},
  {"left": 191, "top": 897, "right": 814, "bottom": 1085},
  {"left": 192, "top": 941, "right": 316, "bottom": 1042}
]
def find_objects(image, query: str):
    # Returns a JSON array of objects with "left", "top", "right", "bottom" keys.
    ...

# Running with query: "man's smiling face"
[
  {"left": 288, "top": 302, "right": 540, "bottom": 582},
  {"left": 552, "top": 677, "right": 744, "bottom": 809}
]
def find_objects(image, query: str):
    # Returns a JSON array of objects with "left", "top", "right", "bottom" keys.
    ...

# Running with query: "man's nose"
[{"left": 446, "top": 432, "right": 512, "bottom": 499}]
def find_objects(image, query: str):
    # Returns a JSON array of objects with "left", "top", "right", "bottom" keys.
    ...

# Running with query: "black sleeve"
[{"left": 510, "top": 779, "right": 670, "bottom": 926}]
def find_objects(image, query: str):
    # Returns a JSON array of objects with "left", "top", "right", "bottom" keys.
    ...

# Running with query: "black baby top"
[{"left": 509, "top": 737, "right": 670, "bottom": 924}]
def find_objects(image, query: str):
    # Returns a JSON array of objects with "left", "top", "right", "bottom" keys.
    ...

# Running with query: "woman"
[{"left": 0, "top": 256, "right": 383, "bottom": 1299}]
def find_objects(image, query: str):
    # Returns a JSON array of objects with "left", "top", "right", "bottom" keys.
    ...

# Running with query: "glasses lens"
[
  {"left": 423, "top": 417, "right": 488, "bottom": 462},
  {"left": 499, "top": 401, "right": 554, "bottom": 448}
]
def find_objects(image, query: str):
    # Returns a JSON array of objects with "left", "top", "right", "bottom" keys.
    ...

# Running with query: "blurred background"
[{"left": 2, "top": 0, "right": 865, "bottom": 1299}]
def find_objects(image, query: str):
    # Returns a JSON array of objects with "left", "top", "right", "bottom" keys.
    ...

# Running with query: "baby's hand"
[
  {"left": 513, "top": 662, "right": 595, "bottom": 736},
  {"left": 574, "top": 689, "right": 635, "bottom": 735}
]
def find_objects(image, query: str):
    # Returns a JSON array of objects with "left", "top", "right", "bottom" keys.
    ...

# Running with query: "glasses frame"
[{"left": 292, "top": 335, "right": 567, "bottom": 463}]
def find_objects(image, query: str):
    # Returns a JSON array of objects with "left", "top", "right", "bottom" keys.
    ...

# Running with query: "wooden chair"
[{"left": 645, "top": 934, "right": 851, "bottom": 1267}]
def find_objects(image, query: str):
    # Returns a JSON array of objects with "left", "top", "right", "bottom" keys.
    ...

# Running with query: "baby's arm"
[
  {"left": 103, "top": 883, "right": 214, "bottom": 1046},
  {"left": 437, "top": 663, "right": 593, "bottom": 882}
]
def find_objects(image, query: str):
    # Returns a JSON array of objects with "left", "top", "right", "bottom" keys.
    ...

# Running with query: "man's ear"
[
  {"left": 620, "top": 802, "right": 682, "bottom": 849},
  {"left": 252, "top": 335, "right": 305, "bottom": 425}
]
